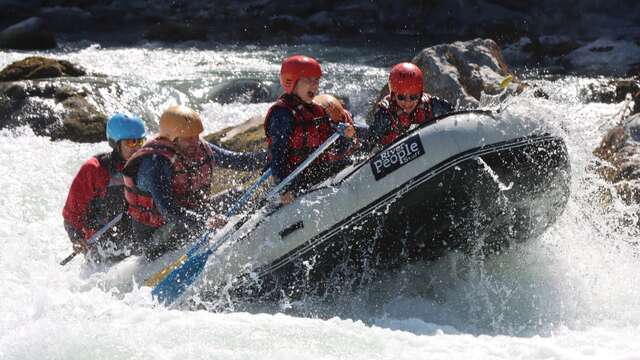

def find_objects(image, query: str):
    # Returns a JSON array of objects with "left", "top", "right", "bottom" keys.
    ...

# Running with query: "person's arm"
[
  {"left": 62, "top": 157, "right": 106, "bottom": 240},
  {"left": 266, "top": 107, "right": 294, "bottom": 183},
  {"left": 208, "top": 142, "right": 267, "bottom": 172},
  {"left": 369, "top": 106, "right": 392, "bottom": 144},
  {"left": 137, "top": 155, "right": 201, "bottom": 226},
  {"left": 431, "top": 96, "right": 454, "bottom": 117}
]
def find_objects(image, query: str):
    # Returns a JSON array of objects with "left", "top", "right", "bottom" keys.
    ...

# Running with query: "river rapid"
[{"left": 0, "top": 42, "right": 639, "bottom": 359}]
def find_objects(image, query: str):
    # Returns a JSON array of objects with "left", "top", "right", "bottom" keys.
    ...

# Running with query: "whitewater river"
[{"left": 0, "top": 43, "right": 639, "bottom": 359}]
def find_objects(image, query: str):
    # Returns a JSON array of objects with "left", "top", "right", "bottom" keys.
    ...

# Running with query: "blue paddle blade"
[{"left": 152, "top": 249, "right": 212, "bottom": 304}]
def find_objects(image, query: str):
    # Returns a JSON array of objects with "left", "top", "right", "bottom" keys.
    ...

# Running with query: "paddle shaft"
[
  {"left": 145, "top": 170, "right": 273, "bottom": 287},
  {"left": 59, "top": 213, "right": 123, "bottom": 266},
  {"left": 151, "top": 131, "right": 344, "bottom": 304}
]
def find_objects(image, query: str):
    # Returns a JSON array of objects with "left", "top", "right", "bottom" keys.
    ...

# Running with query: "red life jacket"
[
  {"left": 378, "top": 93, "right": 434, "bottom": 145},
  {"left": 264, "top": 95, "right": 342, "bottom": 175},
  {"left": 122, "top": 137, "right": 214, "bottom": 228}
]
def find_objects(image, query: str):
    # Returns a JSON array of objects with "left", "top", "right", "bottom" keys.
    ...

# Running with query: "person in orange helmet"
[
  {"left": 264, "top": 55, "right": 356, "bottom": 204},
  {"left": 123, "top": 105, "right": 266, "bottom": 260},
  {"left": 370, "top": 62, "right": 453, "bottom": 146}
]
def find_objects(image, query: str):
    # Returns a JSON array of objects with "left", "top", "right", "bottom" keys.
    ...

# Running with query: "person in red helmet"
[
  {"left": 264, "top": 55, "right": 356, "bottom": 204},
  {"left": 370, "top": 62, "right": 453, "bottom": 146}
]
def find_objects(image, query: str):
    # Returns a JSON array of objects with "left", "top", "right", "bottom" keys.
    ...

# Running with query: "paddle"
[
  {"left": 478, "top": 75, "right": 514, "bottom": 110},
  {"left": 151, "top": 130, "right": 344, "bottom": 305},
  {"left": 144, "top": 168, "right": 273, "bottom": 287},
  {"left": 59, "top": 213, "right": 123, "bottom": 266}
]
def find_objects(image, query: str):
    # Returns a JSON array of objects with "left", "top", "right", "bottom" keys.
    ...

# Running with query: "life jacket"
[
  {"left": 84, "top": 152, "right": 127, "bottom": 231},
  {"left": 378, "top": 93, "right": 434, "bottom": 145},
  {"left": 123, "top": 138, "right": 214, "bottom": 228},
  {"left": 264, "top": 94, "right": 342, "bottom": 175}
]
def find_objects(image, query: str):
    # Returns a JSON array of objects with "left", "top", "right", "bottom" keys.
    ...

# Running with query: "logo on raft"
[{"left": 371, "top": 134, "right": 425, "bottom": 181}]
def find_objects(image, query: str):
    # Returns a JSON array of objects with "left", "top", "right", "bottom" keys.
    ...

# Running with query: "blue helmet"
[{"left": 106, "top": 113, "right": 146, "bottom": 147}]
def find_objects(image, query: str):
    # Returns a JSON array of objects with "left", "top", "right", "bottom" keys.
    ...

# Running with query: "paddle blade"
[
  {"left": 151, "top": 249, "right": 211, "bottom": 305},
  {"left": 145, "top": 254, "right": 188, "bottom": 287}
]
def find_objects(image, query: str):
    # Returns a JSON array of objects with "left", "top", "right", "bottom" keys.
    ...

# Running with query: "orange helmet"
[
  {"left": 280, "top": 55, "right": 322, "bottom": 94},
  {"left": 159, "top": 105, "right": 204, "bottom": 141},
  {"left": 388, "top": 62, "right": 423, "bottom": 94},
  {"left": 313, "top": 94, "right": 351, "bottom": 123}
]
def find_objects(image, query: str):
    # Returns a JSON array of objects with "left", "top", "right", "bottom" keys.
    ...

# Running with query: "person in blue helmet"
[{"left": 62, "top": 113, "right": 147, "bottom": 264}]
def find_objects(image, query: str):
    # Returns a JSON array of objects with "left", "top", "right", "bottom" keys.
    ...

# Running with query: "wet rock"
[
  {"left": 208, "top": 79, "right": 279, "bottom": 105},
  {"left": 0, "top": 56, "right": 86, "bottom": 82},
  {"left": 583, "top": 78, "right": 640, "bottom": 115},
  {"left": 565, "top": 38, "right": 640, "bottom": 76},
  {"left": 38, "top": 6, "right": 93, "bottom": 32},
  {"left": 205, "top": 115, "right": 266, "bottom": 153},
  {"left": 0, "top": 17, "right": 57, "bottom": 50},
  {"left": 205, "top": 115, "right": 266, "bottom": 193},
  {"left": 144, "top": 20, "right": 207, "bottom": 42},
  {"left": 412, "top": 38, "right": 518, "bottom": 108},
  {"left": 306, "top": 11, "right": 335, "bottom": 34},
  {"left": 593, "top": 115, "right": 640, "bottom": 205},
  {"left": 0, "top": 80, "right": 112, "bottom": 142},
  {"left": 267, "top": 15, "right": 307, "bottom": 34},
  {"left": 50, "top": 94, "right": 108, "bottom": 142}
]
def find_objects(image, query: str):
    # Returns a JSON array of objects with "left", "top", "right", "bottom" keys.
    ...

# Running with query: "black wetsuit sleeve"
[
  {"left": 431, "top": 97, "right": 454, "bottom": 117},
  {"left": 369, "top": 106, "right": 392, "bottom": 144},
  {"left": 266, "top": 107, "right": 294, "bottom": 183}
]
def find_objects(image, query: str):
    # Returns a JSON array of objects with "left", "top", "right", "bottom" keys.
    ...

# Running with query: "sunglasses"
[
  {"left": 396, "top": 94, "right": 420, "bottom": 101},
  {"left": 122, "top": 138, "right": 145, "bottom": 148}
]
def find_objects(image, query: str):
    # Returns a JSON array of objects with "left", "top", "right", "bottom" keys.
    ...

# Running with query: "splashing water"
[{"left": 0, "top": 45, "right": 639, "bottom": 359}]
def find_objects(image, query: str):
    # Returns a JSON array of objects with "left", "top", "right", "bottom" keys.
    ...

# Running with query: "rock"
[
  {"left": 204, "top": 115, "right": 267, "bottom": 193},
  {"left": 593, "top": 115, "right": 640, "bottom": 205},
  {"left": 565, "top": 38, "right": 640, "bottom": 76},
  {"left": 204, "top": 115, "right": 266, "bottom": 153},
  {"left": 144, "top": 20, "right": 207, "bottom": 42},
  {"left": 0, "top": 17, "right": 57, "bottom": 50},
  {"left": 594, "top": 114, "right": 640, "bottom": 176},
  {"left": 38, "top": 6, "right": 93, "bottom": 32},
  {"left": 208, "top": 79, "right": 278, "bottom": 105},
  {"left": 583, "top": 78, "right": 639, "bottom": 115},
  {"left": 50, "top": 94, "right": 108, "bottom": 143},
  {"left": 267, "top": 15, "right": 307, "bottom": 34},
  {"left": 0, "top": 56, "right": 86, "bottom": 82},
  {"left": 306, "top": 11, "right": 336, "bottom": 34},
  {"left": 411, "top": 38, "right": 517, "bottom": 108},
  {"left": 0, "top": 80, "right": 113, "bottom": 142}
]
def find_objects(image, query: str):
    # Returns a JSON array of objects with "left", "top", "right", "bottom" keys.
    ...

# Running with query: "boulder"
[
  {"left": 144, "top": 20, "right": 207, "bottom": 42},
  {"left": 565, "top": 38, "right": 640, "bottom": 76},
  {"left": 38, "top": 6, "right": 93, "bottom": 32},
  {"left": 204, "top": 115, "right": 266, "bottom": 153},
  {"left": 0, "top": 80, "right": 111, "bottom": 142},
  {"left": 204, "top": 116, "right": 267, "bottom": 193},
  {"left": 368, "top": 38, "right": 518, "bottom": 119},
  {"left": 413, "top": 38, "right": 518, "bottom": 108},
  {"left": 593, "top": 114, "right": 640, "bottom": 204},
  {"left": 0, "top": 17, "right": 56, "bottom": 50},
  {"left": 583, "top": 78, "right": 639, "bottom": 115},
  {"left": 208, "top": 79, "right": 279, "bottom": 105},
  {"left": 0, "top": 56, "right": 86, "bottom": 82}
]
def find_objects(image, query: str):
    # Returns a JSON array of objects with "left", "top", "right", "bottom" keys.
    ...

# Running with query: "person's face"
[
  {"left": 293, "top": 77, "right": 320, "bottom": 103},
  {"left": 393, "top": 93, "right": 420, "bottom": 113},
  {"left": 173, "top": 135, "right": 199, "bottom": 157},
  {"left": 118, "top": 138, "right": 145, "bottom": 160}
]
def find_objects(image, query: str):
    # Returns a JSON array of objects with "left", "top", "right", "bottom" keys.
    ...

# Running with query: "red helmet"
[
  {"left": 388, "top": 62, "right": 423, "bottom": 94},
  {"left": 280, "top": 55, "right": 322, "bottom": 94}
]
